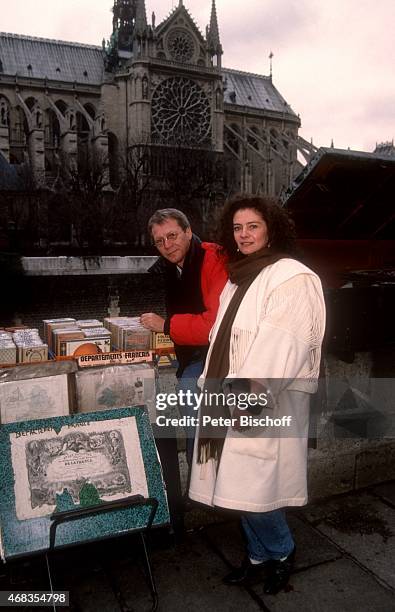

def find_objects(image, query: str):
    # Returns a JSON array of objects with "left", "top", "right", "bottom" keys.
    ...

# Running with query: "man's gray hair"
[{"left": 148, "top": 208, "right": 190, "bottom": 234}]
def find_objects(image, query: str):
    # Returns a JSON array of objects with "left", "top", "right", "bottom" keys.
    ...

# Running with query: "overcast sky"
[{"left": 1, "top": 0, "right": 394, "bottom": 152}]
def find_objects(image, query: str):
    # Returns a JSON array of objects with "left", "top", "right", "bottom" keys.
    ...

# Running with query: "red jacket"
[{"left": 169, "top": 242, "right": 228, "bottom": 346}]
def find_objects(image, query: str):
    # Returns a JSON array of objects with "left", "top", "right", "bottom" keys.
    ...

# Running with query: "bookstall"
[{"left": 0, "top": 317, "right": 178, "bottom": 611}]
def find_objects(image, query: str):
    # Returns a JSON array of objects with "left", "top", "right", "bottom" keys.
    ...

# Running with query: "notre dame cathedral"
[{"left": 0, "top": 0, "right": 316, "bottom": 209}]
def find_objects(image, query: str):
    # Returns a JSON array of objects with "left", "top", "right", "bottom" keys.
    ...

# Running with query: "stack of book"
[
  {"left": 104, "top": 317, "right": 152, "bottom": 351},
  {"left": 0, "top": 331, "right": 17, "bottom": 365},
  {"left": 43, "top": 318, "right": 111, "bottom": 357},
  {"left": 12, "top": 329, "right": 48, "bottom": 363}
]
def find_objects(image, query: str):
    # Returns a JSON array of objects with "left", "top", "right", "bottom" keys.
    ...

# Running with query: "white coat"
[{"left": 189, "top": 258, "right": 326, "bottom": 513}]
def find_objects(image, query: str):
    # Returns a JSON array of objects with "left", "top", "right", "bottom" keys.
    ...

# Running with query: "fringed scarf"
[{"left": 197, "top": 247, "right": 285, "bottom": 464}]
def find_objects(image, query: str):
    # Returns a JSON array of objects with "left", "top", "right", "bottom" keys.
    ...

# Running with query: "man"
[{"left": 141, "top": 208, "right": 228, "bottom": 464}]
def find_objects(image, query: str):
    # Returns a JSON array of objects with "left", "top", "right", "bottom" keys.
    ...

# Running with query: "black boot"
[
  {"left": 263, "top": 547, "right": 295, "bottom": 595},
  {"left": 223, "top": 557, "right": 268, "bottom": 586}
]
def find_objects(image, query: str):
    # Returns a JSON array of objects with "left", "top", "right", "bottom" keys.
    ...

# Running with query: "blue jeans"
[
  {"left": 241, "top": 509, "right": 295, "bottom": 562},
  {"left": 177, "top": 360, "right": 204, "bottom": 467}
]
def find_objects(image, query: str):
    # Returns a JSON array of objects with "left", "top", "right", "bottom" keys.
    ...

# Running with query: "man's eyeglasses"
[{"left": 153, "top": 231, "right": 182, "bottom": 249}]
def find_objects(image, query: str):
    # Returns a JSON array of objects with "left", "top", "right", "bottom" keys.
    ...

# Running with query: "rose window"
[
  {"left": 167, "top": 29, "right": 195, "bottom": 63},
  {"left": 151, "top": 77, "right": 211, "bottom": 145}
]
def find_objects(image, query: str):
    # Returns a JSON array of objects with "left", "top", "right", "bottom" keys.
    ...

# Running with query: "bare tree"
[
  {"left": 49, "top": 148, "right": 112, "bottom": 253},
  {"left": 0, "top": 141, "right": 225, "bottom": 253},
  {"left": 157, "top": 144, "right": 224, "bottom": 236},
  {"left": 0, "top": 162, "right": 41, "bottom": 252},
  {"left": 113, "top": 143, "right": 153, "bottom": 247}
]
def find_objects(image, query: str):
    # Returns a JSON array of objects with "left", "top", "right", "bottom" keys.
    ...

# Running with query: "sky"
[{"left": 1, "top": 0, "right": 394, "bottom": 153}]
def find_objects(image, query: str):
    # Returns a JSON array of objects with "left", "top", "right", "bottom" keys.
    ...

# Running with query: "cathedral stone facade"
[{"left": 0, "top": 0, "right": 309, "bottom": 200}]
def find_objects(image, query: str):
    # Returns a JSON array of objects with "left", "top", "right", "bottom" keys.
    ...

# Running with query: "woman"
[{"left": 189, "top": 194, "right": 326, "bottom": 594}]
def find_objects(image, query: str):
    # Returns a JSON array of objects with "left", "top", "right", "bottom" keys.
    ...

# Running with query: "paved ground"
[{"left": 1, "top": 482, "right": 394, "bottom": 611}]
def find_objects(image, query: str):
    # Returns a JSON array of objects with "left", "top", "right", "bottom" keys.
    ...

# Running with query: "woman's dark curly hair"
[{"left": 217, "top": 194, "right": 297, "bottom": 260}]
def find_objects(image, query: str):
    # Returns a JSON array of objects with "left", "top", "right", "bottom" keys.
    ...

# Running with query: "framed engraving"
[
  {"left": 11, "top": 416, "right": 148, "bottom": 520},
  {"left": 0, "top": 408, "right": 169, "bottom": 560}
]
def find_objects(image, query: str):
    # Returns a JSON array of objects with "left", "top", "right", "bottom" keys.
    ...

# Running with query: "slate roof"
[
  {"left": 0, "top": 33, "right": 296, "bottom": 116},
  {"left": 0, "top": 33, "right": 103, "bottom": 85},
  {"left": 222, "top": 68, "right": 297, "bottom": 117}
]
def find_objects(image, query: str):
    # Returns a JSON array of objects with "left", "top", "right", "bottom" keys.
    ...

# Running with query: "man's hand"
[{"left": 140, "top": 313, "right": 165, "bottom": 333}]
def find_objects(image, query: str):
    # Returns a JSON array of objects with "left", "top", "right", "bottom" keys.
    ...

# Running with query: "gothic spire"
[
  {"left": 135, "top": 0, "right": 147, "bottom": 35},
  {"left": 207, "top": 0, "right": 222, "bottom": 53},
  {"left": 112, "top": 0, "right": 134, "bottom": 50}
]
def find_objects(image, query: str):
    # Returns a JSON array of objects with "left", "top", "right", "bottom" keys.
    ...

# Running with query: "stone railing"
[{"left": 22, "top": 256, "right": 158, "bottom": 276}]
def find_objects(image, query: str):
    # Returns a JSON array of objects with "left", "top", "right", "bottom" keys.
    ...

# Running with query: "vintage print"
[
  {"left": 0, "top": 374, "right": 70, "bottom": 424},
  {"left": 10, "top": 416, "right": 148, "bottom": 520},
  {"left": 75, "top": 365, "right": 155, "bottom": 418}
]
